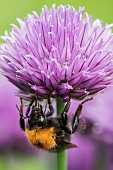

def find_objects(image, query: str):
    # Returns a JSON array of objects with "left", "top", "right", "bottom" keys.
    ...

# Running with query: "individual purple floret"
[{"left": 1, "top": 5, "right": 113, "bottom": 101}]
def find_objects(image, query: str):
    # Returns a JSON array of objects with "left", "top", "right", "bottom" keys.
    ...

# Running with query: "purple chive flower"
[{"left": 1, "top": 5, "right": 113, "bottom": 101}]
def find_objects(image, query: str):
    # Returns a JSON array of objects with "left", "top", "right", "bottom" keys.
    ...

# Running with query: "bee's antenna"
[{"left": 16, "top": 104, "right": 21, "bottom": 113}]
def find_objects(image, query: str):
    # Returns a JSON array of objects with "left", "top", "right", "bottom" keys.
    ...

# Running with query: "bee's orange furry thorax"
[{"left": 25, "top": 127, "right": 57, "bottom": 150}]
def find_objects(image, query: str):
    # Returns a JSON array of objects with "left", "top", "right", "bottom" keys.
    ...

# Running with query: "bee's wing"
[
  {"left": 76, "top": 118, "right": 86, "bottom": 133},
  {"left": 56, "top": 137, "right": 77, "bottom": 150},
  {"left": 60, "top": 139, "right": 77, "bottom": 149}
]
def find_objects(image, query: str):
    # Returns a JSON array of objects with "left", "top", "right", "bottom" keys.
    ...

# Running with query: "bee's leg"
[
  {"left": 25, "top": 99, "right": 34, "bottom": 117},
  {"left": 72, "top": 98, "right": 93, "bottom": 133},
  {"left": 46, "top": 97, "right": 54, "bottom": 117},
  {"left": 71, "top": 103, "right": 83, "bottom": 133},
  {"left": 61, "top": 100, "right": 71, "bottom": 131},
  {"left": 16, "top": 98, "right": 25, "bottom": 131}
]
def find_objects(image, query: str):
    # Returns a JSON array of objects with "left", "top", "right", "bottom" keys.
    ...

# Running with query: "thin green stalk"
[
  {"left": 57, "top": 151, "right": 67, "bottom": 170},
  {"left": 56, "top": 98, "right": 67, "bottom": 170}
]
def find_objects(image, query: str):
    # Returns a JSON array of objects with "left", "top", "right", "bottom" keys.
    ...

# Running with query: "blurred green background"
[
  {"left": 0, "top": 0, "right": 113, "bottom": 36},
  {"left": 0, "top": 0, "right": 113, "bottom": 170}
]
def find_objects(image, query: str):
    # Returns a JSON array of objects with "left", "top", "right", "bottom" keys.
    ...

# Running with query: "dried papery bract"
[{"left": 1, "top": 5, "right": 113, "bottom": 101}]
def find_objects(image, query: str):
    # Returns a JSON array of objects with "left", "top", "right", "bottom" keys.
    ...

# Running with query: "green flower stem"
[
  {"left": 56, "top": 98, "right": 67, "bottom": 170},
  {"left": 57, "top": 151, "right": 67, "bottom": 170}
]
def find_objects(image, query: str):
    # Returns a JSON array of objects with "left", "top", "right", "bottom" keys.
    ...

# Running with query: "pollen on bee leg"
[{"left": 25, "top": 127, "right": 57, "bottom": 150}]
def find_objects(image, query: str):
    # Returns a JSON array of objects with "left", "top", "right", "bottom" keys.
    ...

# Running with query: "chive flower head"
[{"left": 1, "top": 5, "right": 113, "bottom": 101}]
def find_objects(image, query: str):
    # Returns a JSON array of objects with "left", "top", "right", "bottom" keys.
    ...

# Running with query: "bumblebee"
[{"left": 16, "top": 97, "right": 91, "bottom": 152}]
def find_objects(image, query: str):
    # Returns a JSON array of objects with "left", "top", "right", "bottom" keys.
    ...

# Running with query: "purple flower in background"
[
  {"left": 1, "top": 5, "right": 113, "bottom": 101},
  {"left": 68, "top": 135, "right": 95, "bottom": 170},
  {"left": 82, "top": 86, "right": 113, "bottom": 144},
  {"left": 69, "top": 85, "right": 113, "bottom": 144},
  {"left": 0, "top": 75, "right": 33, "bottom": 153},
  {"left": 67, "top": 87, "right": 113, "bottom": 170}
]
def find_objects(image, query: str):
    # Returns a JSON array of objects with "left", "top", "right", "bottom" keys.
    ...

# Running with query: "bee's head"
[{"left": 28, "top": 104, "right": 46, "bottom": 128}]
